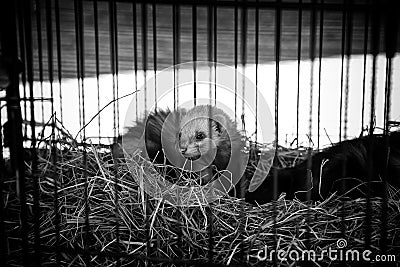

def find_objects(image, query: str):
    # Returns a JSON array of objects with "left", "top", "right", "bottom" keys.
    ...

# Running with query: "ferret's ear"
[{"left": 210, "top": 114, "right": 226, "bottom": 134}]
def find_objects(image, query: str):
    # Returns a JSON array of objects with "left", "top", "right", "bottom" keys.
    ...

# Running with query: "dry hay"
[{"left": 3, "top": 140, "right": 400, "bottom": 266}]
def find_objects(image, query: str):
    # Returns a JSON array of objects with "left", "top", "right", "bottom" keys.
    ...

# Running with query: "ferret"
[
  {"left": 177, "top": 105, "right": 243, "bottom": 172},
  {"left": 123, "top": 106, "right": 400, "bottom": 204},
  {"left": 122, "top": 105, "right": 244, "bottom": 187},
  {"left": 245, "top": 131, "right": 400, "bottom": 204}
]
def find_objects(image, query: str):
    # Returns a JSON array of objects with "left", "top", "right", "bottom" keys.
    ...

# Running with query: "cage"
[{"left": 1, "top": 0, "right": 400, "bottom": 266}]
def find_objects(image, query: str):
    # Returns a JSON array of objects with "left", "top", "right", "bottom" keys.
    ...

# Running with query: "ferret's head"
[{"left": 177, "top": 106, "right": 229, "bottom": 161}]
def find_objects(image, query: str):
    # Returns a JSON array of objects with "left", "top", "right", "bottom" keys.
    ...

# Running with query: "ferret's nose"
[{"left": 180, "top": 147, "right": 187, "bottom": 154}]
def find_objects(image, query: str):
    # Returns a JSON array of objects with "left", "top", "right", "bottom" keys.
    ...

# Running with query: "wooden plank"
[{"left": 25, "top": 0, "right": 399, "bottom": 80}]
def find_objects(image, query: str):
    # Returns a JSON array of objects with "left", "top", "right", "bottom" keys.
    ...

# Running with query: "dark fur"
[
  {"left": 245, "top": 131, "right": 400, "bottom": 204},
  {"left": 120, "top": 109, "right": 178, "bottom": 181},
  {"left": 122, "top": 110, "right": 400, "bottom": 204},
  {"left": 122, "top": 107, "right": 243, "bottom": 185}
]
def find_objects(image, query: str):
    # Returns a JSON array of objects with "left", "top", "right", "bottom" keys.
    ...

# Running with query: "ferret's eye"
[
  {"left": 178, "top": 132, "right": 182, "bottom": 139},
  {"left": 195, "top": 132, "right": 206, "bottom": 140}
]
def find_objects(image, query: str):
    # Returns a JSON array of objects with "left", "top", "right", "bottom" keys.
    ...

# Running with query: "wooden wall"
[{"left": 23, "top": 0, "right": 399, "bottom": 81}]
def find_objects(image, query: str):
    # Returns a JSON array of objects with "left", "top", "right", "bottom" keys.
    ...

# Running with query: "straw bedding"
[{"left": 3, "top": 139, "right": 400, "bottom": 266}]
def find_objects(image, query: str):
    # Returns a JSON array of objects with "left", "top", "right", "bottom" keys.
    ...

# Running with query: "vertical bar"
[
  {"left": 207, "top": 5, "right": 213, "bottom": 63},
  {"left": 55, "top": 0, "right": 63, "bottom": 123},
  {"left": 238, "top": 2, "right": 248, "bottom": 263},
  {"left": 93, "top": 0, "right": 101, "bottom": 140},
  {"left": 22, "top": 0, "right": 39, "bottom": 263},
  {"left": 133, "top": 3, "right": 138, "bottom": 122},
  {"left": 22, "top": 0, "right": 36, "bottom": 151},
  {"left": 109, "top": 2, "right": 120, "bottom": 265},
  {"left": 234, "top": 0, "right": 238, "bottom": 124},
  {"left": 173, "top": 4, "right": 180, "bottom": 109},
  {"left": 208, "top": 0, "right": 216, "bottom": 252},
  {"left": 46, "top": 0, "right": 54, "bottom": 143},
  {"left": 78, "top": 0, "right": 86, "bottom": 129},
  {"left": 192, "top": 4, "right": 197, "bottom": 106},
  {"left": 273, "top": 0, "right": 281, "bottom": 265},
  {"left": 381, "top": 0, "right": 397, "bottom": 253},
  {"left": 114, "top": 3, "right": 119, "bottom": 134},
  {"left": 152, "top": 2, "right": 157, "bottom": 109},
  {"left": 173, "top": 3, "right": 183, "bottom": 263},
  {"left": 303, "top": 0, "right": 317, "bottom": 256},
  {"left": 241, "top": 0, "right": 247, "bottom": 132},
  {"left": 296, "top": 0, "right": 302, "bottom": 148},
  {"left": 317, "top": 0, "right": 324, "bottom": 149},
  {"left": 207, "top": 4, "right": 213, "bottom": 105},
  {"left": 0, "top": 106, "right": 5, "bottom": 266},
  {"left": 0, "top": 0, "right": 28, "bottom": 265},
  {"left": 142, "top": 3, "right": 147, "bottom": 115},
  {"left": 255, "top": 0, "right": 259, "bottom": 143},
  {"left": 381, "top": 58, "right": 391, "bottom": 253},
  {"left": 343, "top": 0, "right": 352, "bottom": 141},
  {"left": 35, "top": 0, "right": 45, "bottom": 123},
  {"left": 339, "top": 0, "right": 347, "bottom": 142},
  {"left": 17, "top": 2, "right": 28, "bottom": 139},
  {"left": 109, "top": 0, "right": 118, "bottom": 138},
  {"left": 307, "top": 0, "right": 316, "bottom": 200},
  {"left": 141, "top": 4, "right": 151, "bottom": 264},
  {"left": 46, "top": 0, "right": 58, "bottom": 265},
  {"left": 340, "top": 0, "right": 353, "bottom": 251},
  {"left": 214, "top": 2, "right": 217, "bottom": 105},
  {"left": 74, "top": 0, "right": 82, "bottom": 131},
  {"left": 74, "top": 0, "right": 90, "bottom": 265},
  {"left": 360, "top": 0, "right": 369, "bottom": 135},
  {"left": 17, "top": 1, "right": 41, "bottom": 265},
  {"left": 234, "top": 2, "right": 242, "bottom": 261},
  {"left": 173, "top": 4, "right": 176, "bottom": 109},
  {"left": 207, "top": 3, "right": 214, "bottom": 263},
  {"left": 366, "top": 0, "right": 380, "bottom": 250}
]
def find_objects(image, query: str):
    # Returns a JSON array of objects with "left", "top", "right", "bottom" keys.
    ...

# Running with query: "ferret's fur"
[
  {"left": 245, "top": 131, "right": 400, "bottom": 204},
  {"left": 123, "top": 105, "right": 244, "bottom": 186},
  {"left": 122, "top": 106, "right": 400, "bottom": 204}
]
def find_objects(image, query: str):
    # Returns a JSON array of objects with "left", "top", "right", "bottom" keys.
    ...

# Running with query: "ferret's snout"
[{"left": 179, "top": 144, "right": 201, "bottom": 160}]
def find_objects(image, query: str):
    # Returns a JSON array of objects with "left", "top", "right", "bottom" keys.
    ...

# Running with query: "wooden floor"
[{"left": 24, "top": 0, "right": 399, "bottom": 81}]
